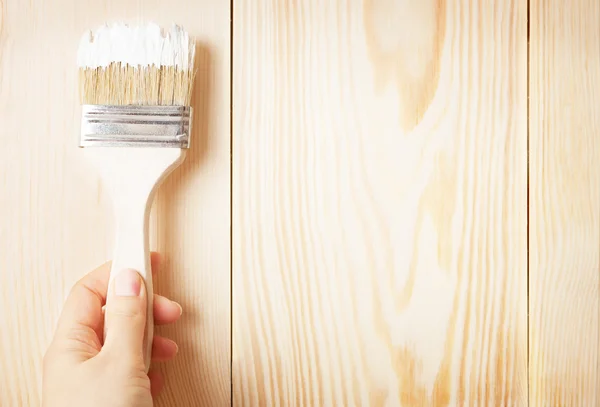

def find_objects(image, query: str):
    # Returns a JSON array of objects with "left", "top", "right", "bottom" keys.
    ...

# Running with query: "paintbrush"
[{"left": 76, "top": 21, "right": 196, "bottom": 373}]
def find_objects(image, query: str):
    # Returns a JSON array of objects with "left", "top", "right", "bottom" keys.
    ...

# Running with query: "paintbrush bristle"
[{"left": 77, "top": 22, "right": 196, "bottom": 106}]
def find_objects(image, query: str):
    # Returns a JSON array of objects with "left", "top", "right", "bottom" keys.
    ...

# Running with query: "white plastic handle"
[
  {"left": 107, "top": 195, "right": 154, "bottom": 372},
  {"left": 83, "top": 147, "right": 186, "bottom": 373}
]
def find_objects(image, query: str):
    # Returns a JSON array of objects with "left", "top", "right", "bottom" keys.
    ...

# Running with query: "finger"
[
  {"left": 102, "top": 269, "right": 147, "bottom": 364},
  {"left": 148, "top": 369, "right": 165, "bottom": 397},
  {"left": 153, "top": 295, "right": 183, "bottom": 325},
  {"left": 52, "top": 260, "right": 111, "bottom": 354},
  {"left": 55, "top": 252, "right": 162, "bottom": 343},
  {"left": 151, "top": 336, "right": 179, "bottom": 362},
  {"left": 99, "top": 252, "right": 161, "bottom": 338}
]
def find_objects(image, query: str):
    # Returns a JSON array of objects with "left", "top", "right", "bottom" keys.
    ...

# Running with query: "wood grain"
[
  {"left": 0, "top": 1, "right": 230, "bottom": 406},
  {"left": 529, "top": 0, "right": 600, "bottom": 405},
  {"left": 232, "top": 1, "right": 528, "bottom": 405}
]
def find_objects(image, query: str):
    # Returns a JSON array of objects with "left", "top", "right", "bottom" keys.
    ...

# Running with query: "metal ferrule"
[{"left": 79, "top": 105, "right": 192, "bottom": 148}]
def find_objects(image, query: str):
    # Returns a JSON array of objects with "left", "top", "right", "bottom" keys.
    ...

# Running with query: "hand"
[{"left": 42, "top": 252, "right": 182, "bottom": 407}]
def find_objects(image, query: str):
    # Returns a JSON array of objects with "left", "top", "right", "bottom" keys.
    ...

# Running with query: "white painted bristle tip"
[{"left": 77, "top": 21, "right": 195, "bottom": 71}]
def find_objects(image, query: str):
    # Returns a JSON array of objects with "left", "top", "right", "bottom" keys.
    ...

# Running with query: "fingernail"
[
  {"left": 172, "top": 301, "right": 183, "bottom": 316},
  {"left": 115, "top": 269, "right": 141, "bottom": 296}
]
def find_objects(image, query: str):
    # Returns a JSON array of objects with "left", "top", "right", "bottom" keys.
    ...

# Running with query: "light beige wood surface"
[
  {"left": 232, "top": 1, "right": 528, "bottom": 405},
  {"left": 0, "top": 1, "right": 230, "bottom": 406},
  {"left": 2, "top": 0, "right": 600, "bottom": 406},
  {"left": 529, "top": 0, "right": 600, "bottom": 405}
]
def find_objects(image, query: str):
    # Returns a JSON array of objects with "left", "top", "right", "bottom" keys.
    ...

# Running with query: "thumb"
[{"left": 102, "top": 268, "right": 147, "bottom": 364}]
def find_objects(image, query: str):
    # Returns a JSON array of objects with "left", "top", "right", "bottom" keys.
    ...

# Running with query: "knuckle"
[
  {"left": 62, "top": 326, "right": 102, "bottom": 357},
  {"left": 106, "top": 306, "right": 140, "bottom": 319},
  {"left": 127, "top": 371, "right": 152, "bottom": 394},
  {"left": 102, "top": 349, "right": 146, "bottom": 373},
  {"left": 69, "top": 279, "right": 103, "bottom": 303},
  {"left": 105, "top": 298, "right": 145, "bottom": 320}
]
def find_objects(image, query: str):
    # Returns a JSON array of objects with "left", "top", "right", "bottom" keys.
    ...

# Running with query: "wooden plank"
[
  {"left": 232, "top": 1, "right": 527, "bottom": 405},
  {"left": 0, "top": 1, "right": 230, "bottom": 406},
  {"left": 529, "top": 0, "right": 600, "bottom": 405}
]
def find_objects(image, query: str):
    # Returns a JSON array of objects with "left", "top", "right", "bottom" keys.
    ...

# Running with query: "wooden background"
[
  {"left": 0, "top": 0, "right": 231, "bottom": 406},
  {"left": 0, "top": 0, "right": 598, "bottom": 406},
  {"left": 529, "top": 0, "right": 599, "bottom": 405}
]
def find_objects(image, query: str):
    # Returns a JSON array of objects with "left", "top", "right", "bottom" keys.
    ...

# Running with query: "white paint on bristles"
[{"left": 77, "top": 22, "right": 195, "bottom": 71}]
